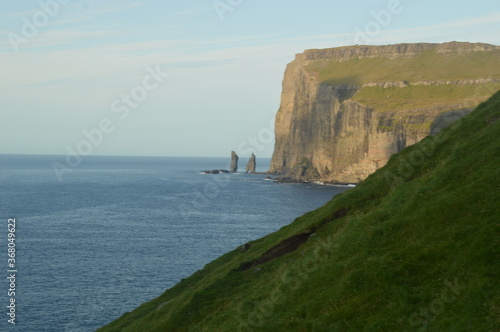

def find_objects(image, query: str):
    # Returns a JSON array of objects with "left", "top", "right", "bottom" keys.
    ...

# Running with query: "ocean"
[{"left": 0, "top": 154, "right": 351, "bottom": 331}]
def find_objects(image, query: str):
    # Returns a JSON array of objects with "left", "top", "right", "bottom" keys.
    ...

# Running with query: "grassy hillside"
[
  {"left": 306, "top": 48, "right": 500, "bottom": 112},
  {"left": 99, "top": 92, "right": 500, "bottom": 331}
]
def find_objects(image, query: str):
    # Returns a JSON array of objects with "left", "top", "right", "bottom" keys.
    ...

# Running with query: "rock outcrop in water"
[
  {"left": 269, "top": 42, "right": 500, "bottom": 183},
  {"left": 230, "top": 151, "right": 239, "bottom": 172},
  {"left": 245, "top": 153, "right": 256, "bottom": 173},
  {"left": 202, "top": 169, "right": 229, "bottom": 174}
]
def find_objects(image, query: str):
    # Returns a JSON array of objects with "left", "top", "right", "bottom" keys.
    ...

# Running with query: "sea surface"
[{"left": 0, "top": 155, "right": 352, "bottom": 332}]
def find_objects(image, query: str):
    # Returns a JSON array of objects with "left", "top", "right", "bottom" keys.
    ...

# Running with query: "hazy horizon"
[
  {"left": 2, "top": 0, "right": 500, "bottom": 158},
  {"left": 0, "top": 152, "right": 271, "bottom": 159}
]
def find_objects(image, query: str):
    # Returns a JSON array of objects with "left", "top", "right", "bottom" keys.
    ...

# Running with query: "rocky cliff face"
[
  {"left": 269, "top": 42, "right": 500, "bottom": 183},
  {"left": 245, "top": 153, "right": 256, "bottom": 173},
  {"left": 230, "top": 151, "right": 239, "bottom": 172}
]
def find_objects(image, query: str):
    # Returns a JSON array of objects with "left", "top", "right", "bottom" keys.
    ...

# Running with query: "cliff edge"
[{"left": 269, "top": 42, "right": 500, "bottom": 183}]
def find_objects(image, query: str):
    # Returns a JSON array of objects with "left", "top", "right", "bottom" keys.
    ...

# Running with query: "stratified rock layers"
[{"left": 269, "top": 42, "right": 500, "bottom": 183}]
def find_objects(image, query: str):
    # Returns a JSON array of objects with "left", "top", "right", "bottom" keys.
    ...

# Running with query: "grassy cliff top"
[
  {"left": 99, "top": 92, "right": 500, "bottom": 331},
  {"left": 303, "top": 44, "right": 500, "bottom": 113},
  {"left": 305, "top": 44, "right": 500, "bottom": 85}
]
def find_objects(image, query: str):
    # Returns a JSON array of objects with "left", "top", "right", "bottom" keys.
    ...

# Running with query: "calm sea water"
[{"left": 0, "top": 155, "right": 351, "bottom": 331}]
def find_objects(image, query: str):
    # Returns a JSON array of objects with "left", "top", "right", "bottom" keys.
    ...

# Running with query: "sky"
[{"left": 1, "top": 0, "right": 499, "bottom": 158}]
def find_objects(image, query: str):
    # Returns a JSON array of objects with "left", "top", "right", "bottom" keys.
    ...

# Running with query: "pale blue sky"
[{"left": 1, "top": 0, "right": 499, "bottom": 158}]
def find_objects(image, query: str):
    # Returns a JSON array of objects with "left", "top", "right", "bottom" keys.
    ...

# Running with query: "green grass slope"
[{"left": 99, "top": 92, "right": 500, "bottom": 331}]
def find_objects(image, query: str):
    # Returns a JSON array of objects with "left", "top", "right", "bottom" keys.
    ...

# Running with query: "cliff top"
[
  {"left": 296, "top": 41, "right": 500, "bottom": 62},
  {"left": 298, "top": 41, "right": 500, "bottom": 91}
]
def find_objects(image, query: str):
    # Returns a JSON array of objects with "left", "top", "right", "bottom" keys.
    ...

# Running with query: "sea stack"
[
  {"left": 246, "top": 153, "right": 256, "bottom": 173},
  {"left": 230, "top": 151, "right": 239, "bottom": 172}
]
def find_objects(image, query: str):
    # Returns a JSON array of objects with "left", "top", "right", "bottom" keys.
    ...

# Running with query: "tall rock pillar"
[
  {"left": 246, "top": 153, "right": 256, "bottom": 173},
  {"left": 230, "top": 151, "right": 239, "bottom": 172}
]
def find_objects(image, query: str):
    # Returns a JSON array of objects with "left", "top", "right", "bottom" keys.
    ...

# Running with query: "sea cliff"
[{"left": 269, "top": 42, "right": 500, "bottom": 183}]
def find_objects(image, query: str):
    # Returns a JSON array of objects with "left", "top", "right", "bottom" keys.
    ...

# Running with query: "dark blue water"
[{"left": 0, "top": 155, "right": 351, "bottom": 331}]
